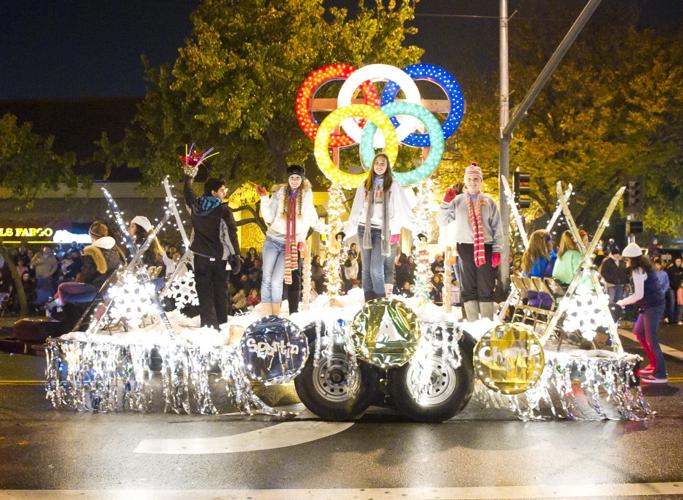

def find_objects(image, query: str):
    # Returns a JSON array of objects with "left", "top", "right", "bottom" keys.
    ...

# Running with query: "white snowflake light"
[
  {"left": 164, "top": 268, "right": 200, "bottom": 309},
  {"left": 561, "top": 288, "right": 612, "bottom": 341},
  {"left": 107, "top": 273, "right": 159, "bottom": 328}
]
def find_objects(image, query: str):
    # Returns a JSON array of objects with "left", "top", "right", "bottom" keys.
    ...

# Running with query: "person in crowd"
[
  {"left": 617, "top": 242, "right": 667, "bottom": 384},
  {"left": 451, "top": 278, "right": 461, "bottom": 306},
  {"left": 129, "top": 215, "right": 166, "bottom": 288},
  {"left": 600, "top": 248, "right": 630, "bottom": 305},
  {"left": 653, "top": 258, "right": 674, "bottom": 324},
  {"left": 231, "top": 288, "right": 247, "bottom": 313},
  {"left": 62, "top": 249, "right": 83, "bottom": 281},
  {"left": 430, "top": 273, "right": 444, "bottom": 305},
  {"left": 243, "top": 247, "right": 259, "bottom": 273},
  {"left": 522, "top": 230, "right": 556, "bottom": 308},
  {"left": 431, "top": 253, "right": 445, "bottom": 275},
  {"left": 647, "top": 237, "right": 663, "bottom": 260},
  {"left": 399, "top": 280, "right": 413, "bottom": 297},
  {"left": 246, "top": 288, "right": 260, "bottom": 309},
  {"left": 667, "top": 256, "right": 683, "bottom": 323},
  {"left": 604, "top": 238, "right": 619, "bottom": 256},
  {"left": 676, "top": 280, "right": 683, "bottom": 326},
  {"left": 345, "top": 153, "right": 415, "bottom": 301},
  {"left": 439, "top": 162, "right": 503, "bottom": 320},
  {"left": 184, "top": 173, "right": 241, "bottom": 329},
  {"left": 311, "top": 255, "right": 325, "bottom": 294},
  {"left": 343, "top": 252, "right": 359, "bottom": 293},
  {"left": 552, "top": 230, "right": 584, "bottom": 287},
  {"left": 406, "top": 255, "right": 416, "bottom": 284},
  {"left": 256, "top": 165, "right": 327, "bottom": 316},
  {"left": 31, "top": 246, "right": 59, "bottom": 305},
  {"left": 394, "top": 252, "right": 409, "bottom": 290}
]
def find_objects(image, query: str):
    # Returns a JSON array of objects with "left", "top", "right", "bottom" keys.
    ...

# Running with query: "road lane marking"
[
  {"left": 619, "top": 329, "right": 683, "bottom": 362},
  {"left": 2, "top": 482, "right": 682, "bottom": 498},
  {"left": 134, "top": 421, "right": 354, "bottom": 455},
  {"left": 0, "top": 380, "right": 44, "bottom": 385}
]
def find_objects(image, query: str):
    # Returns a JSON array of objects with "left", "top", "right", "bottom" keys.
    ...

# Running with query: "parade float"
[{"left": 44, "top": 64, "right": 650, "bottom": 422}]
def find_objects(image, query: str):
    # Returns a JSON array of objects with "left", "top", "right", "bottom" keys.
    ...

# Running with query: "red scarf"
[
  {"left": 466, "top": 194, "right": 486, "bottom": 268},
  {"left": 284, "top": 194, "right": 298, "bottom": 285}
]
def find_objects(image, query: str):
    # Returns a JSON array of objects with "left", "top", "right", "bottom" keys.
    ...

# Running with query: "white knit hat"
[
  {"left": 131, "top": 215, "right": 153, "bottom": 233},
  {"left": 622, "top": 242, "right": 643, "bottom": 258}
]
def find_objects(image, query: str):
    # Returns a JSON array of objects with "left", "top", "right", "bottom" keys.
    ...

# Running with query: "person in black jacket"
[{"left": 184, "top": 175, "right": 240, "bottom": 329}]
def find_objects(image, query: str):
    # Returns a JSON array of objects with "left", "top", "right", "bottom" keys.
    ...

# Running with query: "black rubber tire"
[
  {"left": 294, "top": 323, "right": 380, "bottom": 421},
  {"left": 389, "top": 333, "right": 475, "bottom": 423}
]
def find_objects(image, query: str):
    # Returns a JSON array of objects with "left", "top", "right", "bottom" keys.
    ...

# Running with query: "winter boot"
[
  {"left": 479, "top": 301, "right": 495, "bottom": 320},
  {"left": 463, "top": 300, "right": 480, "bottom": 322}
]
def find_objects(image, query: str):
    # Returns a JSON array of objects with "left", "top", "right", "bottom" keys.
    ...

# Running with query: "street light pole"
[{"left": 499, "top": 0, "right": 511, "bottom": 288}]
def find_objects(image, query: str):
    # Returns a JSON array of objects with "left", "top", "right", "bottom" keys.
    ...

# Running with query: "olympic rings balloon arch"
[{"left": 295, "top": 63, "right": 464, "bottom": 189}]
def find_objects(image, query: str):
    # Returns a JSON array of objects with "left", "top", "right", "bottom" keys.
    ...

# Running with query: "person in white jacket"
[
  {"left": 344, "top": 153, "right": 415, "bottom": 301},
  {"left": 256, "top": 165, "right": 327, "bottom": 316}
]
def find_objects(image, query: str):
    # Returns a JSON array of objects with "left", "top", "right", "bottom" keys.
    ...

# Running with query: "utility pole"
[
  {"left": 499, "top": 0, "right": 511, "bottom": 288},
  {"left": 498, "top": 0, "right": 602, "bottom": 288}
]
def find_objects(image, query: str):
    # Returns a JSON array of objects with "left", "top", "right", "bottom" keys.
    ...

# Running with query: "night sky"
[{"left": 2, "top": 0, "right": 681, "bottom": 99}]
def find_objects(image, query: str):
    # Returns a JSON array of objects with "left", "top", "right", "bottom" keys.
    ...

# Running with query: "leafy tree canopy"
[
  {"left": 98, "top": 0, "right": 423, "bottom": 188},
  {"left": 0, "top": 113, "right": 77, "bottom": 206}
]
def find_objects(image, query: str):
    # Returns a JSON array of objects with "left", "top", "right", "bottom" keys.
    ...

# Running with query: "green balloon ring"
[{"left": 360, "top": 101, "right": 445, "bottom": 186}]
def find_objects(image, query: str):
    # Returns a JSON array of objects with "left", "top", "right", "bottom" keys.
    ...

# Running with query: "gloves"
[
  {"left": 443, "top": 186, "right": 458, "bottom": 203},
  {"left": 390, "top": 234, "right": 400, "bottom": 245},
  {"left": 228, "top": 254, "right": 241, "bottom": 275},
  {"left": 491, "top": 252, "right": 501, "bottom": 268},
  {"left": 255, "top": 185, "right": 268, "bottom": 197}
]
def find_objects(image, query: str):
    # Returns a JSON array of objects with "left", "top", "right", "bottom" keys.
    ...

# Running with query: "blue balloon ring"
[
  {"left": 381, "top": 63, "right": 464, "bottom": 147},
  {"left": 360, "top": 101, "right": 445, "bottom": 186}
]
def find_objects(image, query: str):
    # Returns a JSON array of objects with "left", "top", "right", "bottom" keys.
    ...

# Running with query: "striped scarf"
[
  {"left": 284, "top": 193, "right": 298, "bottom": 285},
  {"left": 466, "top": 194, "right": 486, "bottom": 268}
]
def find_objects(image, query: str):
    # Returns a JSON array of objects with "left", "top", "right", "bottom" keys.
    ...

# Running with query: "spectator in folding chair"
[
  {"left": 521, "top": 230, "right": 556, "bottom": 309},
  {"left": 51, "top": 221, "right": 125, "bottom": 328},
  {"left": 552, "top": 230, "right": 590, "bottom": 289},
  {"left": 617, "top": 242, "right": 667, "bottom": 384}
]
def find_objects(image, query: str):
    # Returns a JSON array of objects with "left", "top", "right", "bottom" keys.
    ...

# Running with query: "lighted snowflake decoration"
[
  {"left": 561, "top": 289, "right": 612, "bottom": 341},
  {"left": 107, "top": 273, "right": 159, "bottom": 328},
  {"left": 163, "top": 268, "right": 199, "bottom": 309}
]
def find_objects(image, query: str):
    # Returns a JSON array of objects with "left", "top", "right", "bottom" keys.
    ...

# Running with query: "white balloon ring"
[{"left": 337, "top": 64, "right": 421, "bottom": 148}]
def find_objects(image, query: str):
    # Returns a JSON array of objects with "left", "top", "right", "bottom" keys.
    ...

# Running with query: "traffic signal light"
[
  {"left": 627, "top": 220, "right": 643, "bottom": 234},
  {"left": 513, "top": 171, "right": 531, "bottom": 209},
  {"left": 624, "top": 177, "right": 644, "bottom": 215}
]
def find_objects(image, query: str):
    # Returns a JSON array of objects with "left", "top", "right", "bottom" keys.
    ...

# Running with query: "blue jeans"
[
  {"left": 261, "top": 237, "right": 286, "bottom": 303},
  {"left": 606, "top": 285, "right": 624, "bottom": 304},
  {"left": 633, "top": 303, "right": 666, "bottom": 378},
  {"left": 358, "top": 225, "right": 396, "bottom": 296}
]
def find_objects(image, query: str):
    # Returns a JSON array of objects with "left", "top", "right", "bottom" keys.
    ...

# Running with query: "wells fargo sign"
[{"left": 0, "top": 227, "right": 54, "bottom": 238}]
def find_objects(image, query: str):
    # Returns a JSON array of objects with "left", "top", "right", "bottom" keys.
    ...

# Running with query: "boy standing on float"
[
  {"left": 438, "top": 162, "right": 503, "bottom": 320},
  {"left": 183, "top": 173, "right": 240, "bottom": 330}
]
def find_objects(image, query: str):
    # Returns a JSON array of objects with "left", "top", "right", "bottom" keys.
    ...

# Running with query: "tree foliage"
[
  {"left": 437, "top": 1, "right": 683, "bottom": 236},
  {"left": 0, "top": 113, "right": 77, "bottom": 205},
  {"left": 99, "top": 0, "right": 423, "bottom": 187}
]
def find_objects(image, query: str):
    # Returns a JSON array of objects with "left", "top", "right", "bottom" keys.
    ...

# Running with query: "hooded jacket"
[
  {"left": 184, "top": 176, "right": 239, "bottom": 263},
  {"left": 77, "top": 236, "right": 124, "bottom": 288}
]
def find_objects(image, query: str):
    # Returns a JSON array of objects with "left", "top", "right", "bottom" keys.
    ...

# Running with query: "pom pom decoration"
[{"left": 179, "top": 143, "right": 219, "bottom": 178}]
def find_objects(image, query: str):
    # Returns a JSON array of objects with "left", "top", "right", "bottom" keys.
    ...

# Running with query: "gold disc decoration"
[
  {"left": 473, "top": 322, "right": 545, "bottom": 395},
  {"left": 351, "top": 298, "right": 421, "bottom": 368}
]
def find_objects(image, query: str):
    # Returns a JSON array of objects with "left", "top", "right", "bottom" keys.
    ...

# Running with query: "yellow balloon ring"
[
  {"left": 314, "top": 104, "right": 399, "bottom": 189},
  {"left": 473, "top": 322, "right": 545, "bottom": 395}
]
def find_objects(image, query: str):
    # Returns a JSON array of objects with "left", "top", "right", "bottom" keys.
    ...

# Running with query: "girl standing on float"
[
  {"left": 617, "top": 242, "right": 668, "bottom": 384},
  {"left": 256, "top": 165, "right": 327, "bottom": 316},
  {"left": 345, "top": 153, "right": 415, "bottom": 302}
]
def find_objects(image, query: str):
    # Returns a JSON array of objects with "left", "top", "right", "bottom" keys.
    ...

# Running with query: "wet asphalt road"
[{"left": 0, "top": 327, "right": 682, "bottom": 498}]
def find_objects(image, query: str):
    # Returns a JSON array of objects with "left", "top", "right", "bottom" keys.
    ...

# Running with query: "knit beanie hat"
[
  {"left": 287, "top": 164, "right": 305, "bottom": 178},
  {"left": 464, "top": 162, "right": 483, "bottom": 180}
]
